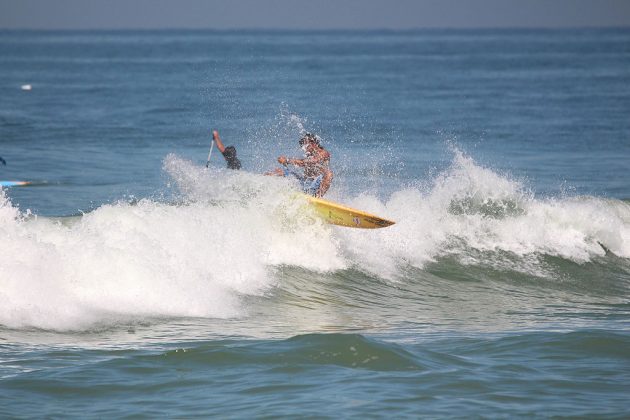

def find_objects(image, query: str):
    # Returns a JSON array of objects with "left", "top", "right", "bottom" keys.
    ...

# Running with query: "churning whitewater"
[{"left": 1, "top": 150, "right": 628, "bottom": 331}]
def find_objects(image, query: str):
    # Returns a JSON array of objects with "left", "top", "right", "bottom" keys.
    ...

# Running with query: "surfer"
[
  {"left": 212, "top": 130, "right": 241, "bottom": 170},
  {"left": 0, "top": 156, "right": 6, "bottom": 166},
  {"left": 270, "top": 133, "right": 333, "bottom": 197}
]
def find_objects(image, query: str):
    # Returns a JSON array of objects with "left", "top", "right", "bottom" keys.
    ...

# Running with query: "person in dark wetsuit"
[
  {"left": 0, "top": 156, "right": 6, "bottom": 166},
  {"left": 212, "top": 130, "right": 241, "bottom": 170}
]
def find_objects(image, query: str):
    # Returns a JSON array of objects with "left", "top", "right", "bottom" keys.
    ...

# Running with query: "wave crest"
[{"left": 1, "top": 151, "right": 628, "bottom": 330}]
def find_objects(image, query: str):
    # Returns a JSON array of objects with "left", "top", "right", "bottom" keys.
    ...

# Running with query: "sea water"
[{"left": 1, "top": 29, "right": 629, "bottom": 417}]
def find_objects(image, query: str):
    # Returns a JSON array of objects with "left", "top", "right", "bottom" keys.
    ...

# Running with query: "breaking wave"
[{"left": 1, "top": 150, "right": 628, "bottom": 330}]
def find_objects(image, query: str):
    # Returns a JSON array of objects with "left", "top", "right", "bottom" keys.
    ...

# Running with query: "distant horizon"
[
  {"left": 1, "top": 25, "right": 630, "bottom": 32},
  {"left": 1, "top": 0, "right": 629, "bottom": 31}
]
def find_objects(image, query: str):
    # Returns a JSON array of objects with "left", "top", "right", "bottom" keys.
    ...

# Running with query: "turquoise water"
[{"left": 1, "top": 29, "right": 629, "bottom": 417}]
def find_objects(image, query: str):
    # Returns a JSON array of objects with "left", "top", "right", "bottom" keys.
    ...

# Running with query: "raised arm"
[
  {"left": 284, "top": 148, "right": 329, "bottom": 167},
  {"left": 212, "top": 130, "right": 226, "bottom": 154}
]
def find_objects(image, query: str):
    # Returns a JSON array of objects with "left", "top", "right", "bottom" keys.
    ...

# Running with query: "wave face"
[{"left": 1, "top": 152, "right": 629, "bottom": 331}]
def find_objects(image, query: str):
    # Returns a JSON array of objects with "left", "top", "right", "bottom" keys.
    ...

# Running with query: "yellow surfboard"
[{"left": 305, "top": 195, "right": 395, "bottom": 229}]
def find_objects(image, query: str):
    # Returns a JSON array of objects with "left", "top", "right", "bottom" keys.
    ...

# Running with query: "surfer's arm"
[
  {"left": 287, "top": 158, "right": 305, "bottom": 166},
  {"left": 212, "top": 130, "right": 226, "bottom": 154},
  {"left": 291, "top": 149, "right": 329, "bottom": 166},
  {"left": 278, "top": 156, "right": 304, "bottom": 166},
  {"left": 279, "top": 150, "right": 327, "bottom": 167}
]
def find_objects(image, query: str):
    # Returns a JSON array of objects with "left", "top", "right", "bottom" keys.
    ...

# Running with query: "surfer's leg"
[{"left": 316, "top": 170, "right": 333, "bottom": 197}]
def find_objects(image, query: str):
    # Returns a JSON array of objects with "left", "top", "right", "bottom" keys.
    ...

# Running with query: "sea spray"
[
  {"left": 0, "top": 197, "right": 243, "bottom": 330},
  {"left": 2, "top": 152, "right": 629, "bottom": 331},
  {"left": 338, "top": 149, "right": 630, "bottom": 279},
  {"left": 166, "top": 150, "right": 630, "bottom": 280},
  {"left": 0, "top": 159, "right": 346, "bottom": 331},
  {"left": 162, "top": 154, "right": 346, "bottom": 271}
]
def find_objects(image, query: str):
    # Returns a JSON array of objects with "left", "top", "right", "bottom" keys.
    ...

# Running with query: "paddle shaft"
[{"left": 206, "top": 139, "right": 215, "bottom": 168}]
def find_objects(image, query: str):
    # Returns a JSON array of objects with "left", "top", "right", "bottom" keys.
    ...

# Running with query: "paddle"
[{"left": 205, "top": 133, "right": 215, "bottom": 168}]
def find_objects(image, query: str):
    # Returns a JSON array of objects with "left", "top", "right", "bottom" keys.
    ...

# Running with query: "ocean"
[{"left": 1, "top": 29, "right": 629, "bottom": 417}]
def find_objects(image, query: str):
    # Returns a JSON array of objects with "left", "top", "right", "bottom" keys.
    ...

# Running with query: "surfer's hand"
[
  {"left": 278, "top": 156, "right": 288, "bottom": 165},
  {"left": 212, "top": 130, "right": 219, "bottom": 140}
]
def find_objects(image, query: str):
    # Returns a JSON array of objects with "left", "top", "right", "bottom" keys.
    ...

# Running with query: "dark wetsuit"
[{"left": 222, "top": 146, "right": 241, "bottom": 170}]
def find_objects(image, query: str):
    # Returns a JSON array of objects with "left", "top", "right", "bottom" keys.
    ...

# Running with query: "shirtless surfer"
[{"left": 269, "top": 133, "right": 333, "bottom": 197}]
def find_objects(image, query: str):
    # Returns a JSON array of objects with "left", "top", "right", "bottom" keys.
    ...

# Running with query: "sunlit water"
[{"left": 1, "top": 29, "right": 629, "bottom": 417}]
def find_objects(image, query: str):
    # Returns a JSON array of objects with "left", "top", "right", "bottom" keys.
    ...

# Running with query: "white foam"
[
  {"left": 0, "top": 159, "right": 346, "bottom": 330},
  {"left": 338, "top": 150, "right": 630, "bottom": 278},
  {"left": 1, "top": 152, "right": 629, "bottom": 330},
  {"left": 160, "top": 151, "right": 630, "bottom": 280}
]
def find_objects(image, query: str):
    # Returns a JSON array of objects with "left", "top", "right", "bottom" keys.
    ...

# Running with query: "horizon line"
[{"left": 1, "top": 25, "right": 629, "bottom": 32}]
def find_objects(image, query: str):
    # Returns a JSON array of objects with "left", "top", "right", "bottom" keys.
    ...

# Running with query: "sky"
[{"left": 0, "top": 0, "right": 629, "bottom": 30}]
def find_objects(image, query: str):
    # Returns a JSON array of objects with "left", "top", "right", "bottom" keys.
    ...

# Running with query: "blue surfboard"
[{"left": 0, "top": 181, "right": 32, "bottom": 187}]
